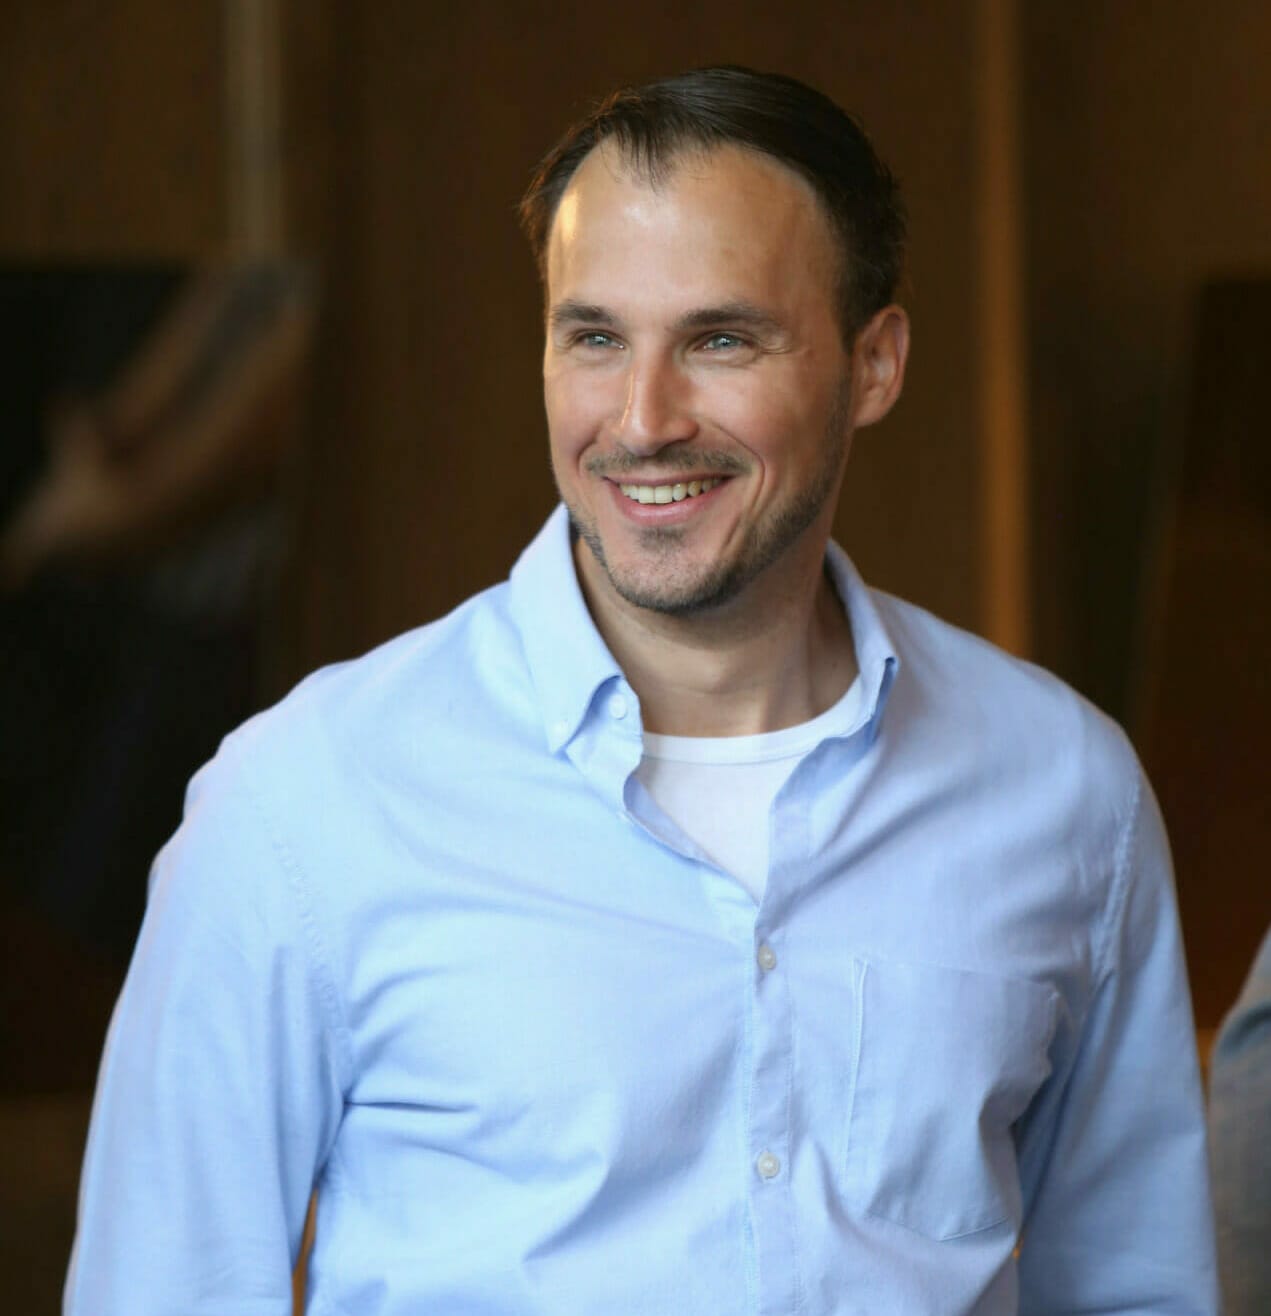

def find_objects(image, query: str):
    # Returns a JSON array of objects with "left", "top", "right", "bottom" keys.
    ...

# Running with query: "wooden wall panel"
[
  {"left": 1022, "top": 4, "right": 1271, "bottom": 1022},
  {"left": 0, "top": 1, "right": 226, "bottom": 259},
  {"left": 1023, "top": 2, "right": 1271, "bottom": 718}
]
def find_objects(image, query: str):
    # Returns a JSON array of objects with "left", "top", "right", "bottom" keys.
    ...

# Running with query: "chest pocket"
[{"left": 845, "top": 956, "right": 1060, "bottom": 1241}]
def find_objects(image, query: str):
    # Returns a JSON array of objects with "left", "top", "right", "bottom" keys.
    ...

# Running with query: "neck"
[{"left": 574, "top": 535, "right": 858, "bottom": 737}]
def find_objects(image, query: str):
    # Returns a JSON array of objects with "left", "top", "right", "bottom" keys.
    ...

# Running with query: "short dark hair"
[{"left": 518, "top": 65, "right": 906, "bottom": 341}]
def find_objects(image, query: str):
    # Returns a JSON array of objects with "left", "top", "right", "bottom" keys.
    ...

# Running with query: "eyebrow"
[
  {"left": 548, "top": 301, "right": 617, "bottom": 332},
  {"left": 548, "top": 299, "right": 786, "bottom": 337},
  {"left": 671, "top": 302, "right": 786, "bottom": 337}
]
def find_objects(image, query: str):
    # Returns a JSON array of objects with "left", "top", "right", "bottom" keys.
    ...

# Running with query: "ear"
[{"left": 849, "top": 305, "right": 910, "bottom": 429}]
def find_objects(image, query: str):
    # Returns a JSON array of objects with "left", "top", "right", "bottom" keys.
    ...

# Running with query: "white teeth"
[{"left": 618, "top": 478, "right": 721, "bottom": 503}]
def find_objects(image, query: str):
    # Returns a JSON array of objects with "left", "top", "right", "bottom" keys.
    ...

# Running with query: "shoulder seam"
[
  {"left": 235, "top": 754, "right": 355, "bottom": 1093},
  {"left": 1093, "top": 768, "right": 1143, "bottom": 988}
]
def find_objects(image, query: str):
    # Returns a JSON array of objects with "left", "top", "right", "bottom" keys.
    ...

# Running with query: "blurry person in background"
[
  {"left": 64, "top": 68, "right": 1217, "bottom": 1314},
  {"left": 0, "top": 263, "right": 313, "bottom": 959},
  {"left": 1209, "top": 925, "right": 1271, "bottom": 1316}
]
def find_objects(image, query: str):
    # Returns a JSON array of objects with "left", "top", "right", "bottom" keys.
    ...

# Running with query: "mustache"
[{"left": 583, "top": 450, "right": 751, "bottom": 478}]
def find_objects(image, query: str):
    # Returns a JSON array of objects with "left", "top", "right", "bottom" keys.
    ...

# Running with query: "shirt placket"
[
  {"left": 581, "top": 682, "right": 813, "bottom": 1315},
  {"left": 745, "top": 789, "right": 809, "bottom": 1316}
]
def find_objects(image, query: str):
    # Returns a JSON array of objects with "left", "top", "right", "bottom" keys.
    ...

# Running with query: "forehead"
[{"left": 545, "top": 142, "right": 840, "bottom": 313}]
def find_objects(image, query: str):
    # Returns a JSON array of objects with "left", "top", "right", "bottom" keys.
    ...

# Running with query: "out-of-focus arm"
[
  {"left": 1, "top": 263, "right": 313, "bottom": 589},
  {"left": 1209, "top": 926, "right": 1271, "bottom": 1316}
]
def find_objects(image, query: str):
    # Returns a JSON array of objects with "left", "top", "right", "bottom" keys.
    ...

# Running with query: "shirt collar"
[
  {"left": 509, "top": 505, "right": 624, "bottom": 753},
  {"left": 822, "top": 538, "right": 901, "bottom": 737},
  {"left": 509, "top": 504, "right": 901, "bottom": 752}
]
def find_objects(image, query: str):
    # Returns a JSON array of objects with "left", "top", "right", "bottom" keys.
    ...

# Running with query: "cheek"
[
  {"left": 545, "top": 373, "right": 618, "bottom": 457},
  {"left": 706, "top": 384, "right": 810, "bottom": 463},
  {"left": 544, "top": 382, "right": 580, "bottom": 450},
  {"left": 544, "top": 387, "right": 600, "bottom": 493}
]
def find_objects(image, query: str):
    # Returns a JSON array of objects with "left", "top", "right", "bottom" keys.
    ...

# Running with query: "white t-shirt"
[{"left": 635, "top": 678, "right": 863, "bottom": 903}]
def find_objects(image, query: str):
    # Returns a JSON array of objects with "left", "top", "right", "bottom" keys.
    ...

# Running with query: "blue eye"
[
  {"left": 702, "top": 333, "right": 744, "bottom": 351},
  {"left": 578, "top": 332, "right": 620, "bottom": 349}
]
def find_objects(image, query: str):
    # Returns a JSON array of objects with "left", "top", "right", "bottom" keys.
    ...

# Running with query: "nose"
[{"left": 610, "top": 352, "right": 698, "bottom": 455}]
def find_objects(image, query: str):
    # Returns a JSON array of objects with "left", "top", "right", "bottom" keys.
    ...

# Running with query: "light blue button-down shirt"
[{"left": 67, "top": 506, "right": 1218, "bottom": 1314}]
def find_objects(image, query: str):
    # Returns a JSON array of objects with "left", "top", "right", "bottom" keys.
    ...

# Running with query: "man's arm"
[
  {"left": 1209, "top": 925, "right": 1271, "bottom": 1316},
  {"left": 1015, "top": 773, "right": 1219, "bottom": 1315},
  {"left": 64, "top": 744, "right": 347, "bottom": 1314}
]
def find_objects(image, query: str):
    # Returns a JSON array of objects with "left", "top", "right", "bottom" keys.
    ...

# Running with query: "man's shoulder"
[
  {"left": 139, "top": 580, "right": 537, "bottom": 958},
  {"left": 212, "top": 579, "right": 531, "bottom": 805},
  {"left": 870, "top": 584, "right": 1140, "bottom": 792}
]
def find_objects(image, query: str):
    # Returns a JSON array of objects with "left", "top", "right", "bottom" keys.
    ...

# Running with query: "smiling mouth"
[{"left": 617, "top": 478, "right": 724, "bottom": 505}]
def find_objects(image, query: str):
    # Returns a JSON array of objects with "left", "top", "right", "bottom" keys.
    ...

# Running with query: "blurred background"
[{"left": 1, "top": 1, "right": 1268, "bottom": 1308}]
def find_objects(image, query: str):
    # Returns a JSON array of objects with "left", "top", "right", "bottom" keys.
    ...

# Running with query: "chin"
[
  {"left": 603, "top": 555, "right": 749, "bottom": 616},
  {"left": 570, "top": 501, "right": 750, "bottom": 615}
]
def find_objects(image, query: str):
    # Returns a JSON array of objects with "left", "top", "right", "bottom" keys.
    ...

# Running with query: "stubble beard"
[{"left": 564, "top": 384, "right": 852, "bottom": 617}]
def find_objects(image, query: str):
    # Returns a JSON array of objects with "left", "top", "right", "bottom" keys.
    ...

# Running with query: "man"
[{"left": 66, "top": 67, "right": 1217, "bottom": 1313}]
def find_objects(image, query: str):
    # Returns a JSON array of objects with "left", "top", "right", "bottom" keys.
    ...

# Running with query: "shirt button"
[
  {"left": 607, "top": 693, "right": 628, "bottom": 719},
  {"left": 756, "top": 1151, "right": 781, "bottom": 1180},
  {"left": 756, "top": 943, "right": 777, "bottom": 972}
]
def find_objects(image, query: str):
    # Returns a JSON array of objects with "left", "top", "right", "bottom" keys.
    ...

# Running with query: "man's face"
[{"left": 543, "top": 143, "right": 861, "bottom": 617}]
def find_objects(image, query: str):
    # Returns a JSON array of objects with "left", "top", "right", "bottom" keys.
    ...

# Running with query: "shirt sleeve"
[
  {"left": 1208, "top": 925, "right": 1271, "bottom": 1316},
  {"left": 63, "top": 744, "right": 348, "bottom": 1315},
  {"left": 1015, "top": 771, "right": 1220, "bottom": 1315}
]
